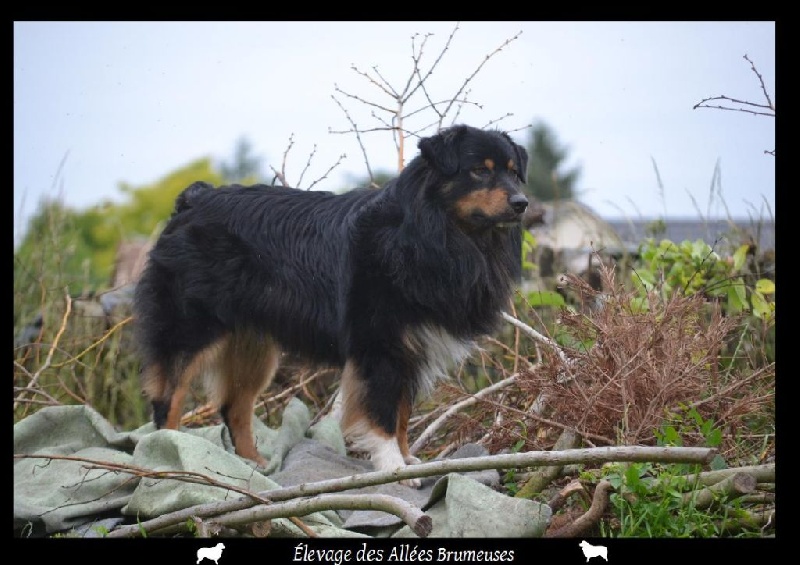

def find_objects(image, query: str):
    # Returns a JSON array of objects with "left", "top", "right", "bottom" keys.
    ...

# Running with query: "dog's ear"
[
  {"left": 502, "top": 132, "right": 529, "bottom": 183},
  {"left": 418, "top": 125, "right": 468, "bottom": 176}
]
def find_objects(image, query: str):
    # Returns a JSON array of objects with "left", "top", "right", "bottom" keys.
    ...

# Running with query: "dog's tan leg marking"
[
  {"left": 339, "top": 360, "right": 422, "bottom": 487},
  {"left": 396, "top": 394, "right": 420, "bottom": 465},
  {"left": 165, "top": 339, "right": 227, "bottom": 429},
  {"left": 216, "top": 330, "right": 279, "bottom": 467},
  {"left": 141, "top": 363, "right": 168, "bottom": 406}
]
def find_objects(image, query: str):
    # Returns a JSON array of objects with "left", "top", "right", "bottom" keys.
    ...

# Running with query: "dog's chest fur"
[{"left": 403, "top": 324, "right": 474, "bottom": 396}]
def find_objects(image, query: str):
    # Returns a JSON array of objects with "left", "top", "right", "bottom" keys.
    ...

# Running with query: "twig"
[
  {"left": 51, "top": 315, "right": 132, "bottom": 368},
  {"left": 409, "top": 373, "right": 518, "bottom": 455},
  {"left": 306, "top": 153, "right": 347, "bottom": 191},
  {"left": 295, "top": 143, "right": 317, "bottom": 189},
  {"left": 330, "top": 94, "right": 376, "bottom": 180},
  {"left": 686, "top": 363, "right": 775, "bottom": 410},
  {"left": 437, "top": 31, "right": 522, "bottom": 127},
  {"left": 501, "top": 312, "right": 570, "bottom": 365},
  {"left": 744, "top": 54, "right": 774, "bottom": 111},
  {"left": 15, "top": 288, "right": 72, "bottom": 412}
]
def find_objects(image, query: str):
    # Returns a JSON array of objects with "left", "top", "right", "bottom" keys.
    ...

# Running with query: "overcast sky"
[{"left": 14, "top": 21, "right": 775, "bottom": 244}]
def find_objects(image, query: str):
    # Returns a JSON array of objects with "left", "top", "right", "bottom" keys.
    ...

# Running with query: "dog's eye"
[{"left": 471, "top": 167, "right": 492, "bottom": 178}]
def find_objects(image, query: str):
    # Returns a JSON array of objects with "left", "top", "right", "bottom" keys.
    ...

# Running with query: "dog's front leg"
[{"left": 337, "top": 358, "right": 422, "bottom": 488}]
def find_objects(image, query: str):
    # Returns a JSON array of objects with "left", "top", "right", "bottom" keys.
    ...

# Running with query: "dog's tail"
[{"left": 174, "top": 181, "right": 214, "bottom": 215}]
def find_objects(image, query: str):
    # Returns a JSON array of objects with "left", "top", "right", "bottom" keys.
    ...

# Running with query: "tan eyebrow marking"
[
  {"left": 508, "top": 159, "right": 516, "bottom": 171},
  {"left": 484, "top": 158, "right": 495, "bottom": 171}
]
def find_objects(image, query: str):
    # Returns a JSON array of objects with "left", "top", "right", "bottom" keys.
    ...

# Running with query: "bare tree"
[{"left": 330, "top": 23, "right": 524, "bottom": 184}]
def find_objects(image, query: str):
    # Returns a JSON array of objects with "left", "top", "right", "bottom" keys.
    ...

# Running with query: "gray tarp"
[{"left": 14, "top": 401, "right": 550, "bottom": 537}]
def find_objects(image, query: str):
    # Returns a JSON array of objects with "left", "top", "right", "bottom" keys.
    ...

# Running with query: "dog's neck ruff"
[{"left": 404, "top": 324, "right": 474, "bottom": 398}]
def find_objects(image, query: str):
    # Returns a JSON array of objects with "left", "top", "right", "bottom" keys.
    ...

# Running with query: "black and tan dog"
[{"left": 133, "top": 124, "right": 529, "bottom": 486}]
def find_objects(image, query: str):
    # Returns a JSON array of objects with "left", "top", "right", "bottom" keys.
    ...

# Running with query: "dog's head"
[{"left": 418, "top": 125, "right": 530, "bottom": 230}]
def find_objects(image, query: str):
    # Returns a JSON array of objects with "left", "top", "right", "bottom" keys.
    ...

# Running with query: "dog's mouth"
[{"left": 466, "top": 211, "right": 524, "bottom": 230}]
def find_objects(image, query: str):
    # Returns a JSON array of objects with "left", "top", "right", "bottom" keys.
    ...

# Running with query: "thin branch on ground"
[
  {"left": 410, "top": 373, "right": 519, "bottom": 455},
  {"left": 210, "top": 493, "right": 432, "bottom": 538}
]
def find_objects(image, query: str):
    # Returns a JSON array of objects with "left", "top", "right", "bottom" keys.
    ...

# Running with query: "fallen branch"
[
  {"left": 545, "top": 480, "right": 614, "bottom": 538},
  {"left": 409, "top": 373, "right": 518, "bottom": 455},
  {"left": 218, "top": 494, "right": 431, "bottom": 538},
  {"left": 547, "top": 479, "right": 588, "bottom": 512},
  {"left": 102, "top": 445, "right": 716, "bottom": 538},
  {"left": 652, "top": 463, "right": 774, "bottom": 489},
  {"left": 514, "top": 430, "right": 580, "bottom": 499},
  {"left": 682, "top": 471, "right": 756, "bottom": 510}
]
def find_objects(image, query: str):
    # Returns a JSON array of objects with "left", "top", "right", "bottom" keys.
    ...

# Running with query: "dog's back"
[{"left": 136, "top": 184, "right": 373, "bottom": 365}]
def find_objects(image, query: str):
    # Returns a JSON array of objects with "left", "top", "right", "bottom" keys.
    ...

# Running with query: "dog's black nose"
[{"left": 509, "top": 193, "right": 529, "bottom": 215}]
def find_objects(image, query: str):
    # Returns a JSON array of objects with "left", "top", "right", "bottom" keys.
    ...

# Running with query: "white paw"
[{"left": 400, "top": 476, "right": 422, "bottom": 488}]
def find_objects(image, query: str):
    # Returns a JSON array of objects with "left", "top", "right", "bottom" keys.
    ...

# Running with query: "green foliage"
[
  {"left": 16, "top": 158, "right": 224, "bottom": 287},
  {"left": 524, "top": 121, "right": 581, "bottom": 202},
  {"left": 602, "top": 461, "right": 724, "bottom": 537},
  {"left": 502, "top": 436, "right": 528, "bottom": 496},
  {"left": 520, "top": 229, "right": 538, "bottom": 275},
  {"left": 656, "top": 406, "right": 727, "bottom": 472},
  {"left": 632, "top": 238, "right": 775, "bottom": 323},
  {"left": 14, "top": 157, "right": 226, "bottom": 428},
  {"left": 520, "top": 229, "right": 566, "bottom": 308},
  {"left": 598, "top": 397, "right": 763, "bottom": 537}
]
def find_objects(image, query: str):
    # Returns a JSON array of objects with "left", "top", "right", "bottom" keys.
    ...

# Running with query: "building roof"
[{"left": 607, "top": 217, "right": 775, "bottom": 252}]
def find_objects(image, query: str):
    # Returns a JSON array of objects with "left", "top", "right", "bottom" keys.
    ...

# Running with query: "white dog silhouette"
[
  {"left": 579, "top": 540, "right": 608, "bottom": 562},
  {"left": 197, "top": 543, "right": 225, "bottom": 564}
]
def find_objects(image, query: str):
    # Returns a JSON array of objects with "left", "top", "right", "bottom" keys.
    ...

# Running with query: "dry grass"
[{"left": 421, "top": 261, "right": 774, "bottom": 467}]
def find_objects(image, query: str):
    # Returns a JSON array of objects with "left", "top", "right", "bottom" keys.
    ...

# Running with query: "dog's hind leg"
[
  {"left": 142, "top": 340, "right": 226, "bottom": 431},
  {"left": 214, "top": 329, "right": 280, "bottom": 467}
]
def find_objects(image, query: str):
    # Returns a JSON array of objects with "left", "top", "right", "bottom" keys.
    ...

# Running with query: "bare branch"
[
  {"left": 502, "top": 311, "right": 570, "bottom": 365},
  {"left": 410, "top": 373, "right": 519, "bottom": 455},
  {"left": 15, "top": 289, "right": 72, "bottom": 412},
  {"left": 692, "top": 97, "right": 775, "bottom": 118},
  {"left": 217, "top": 493, "right": 432, "bottom": 538},
  {"left": 306, "top": 153, "right": 347, "bottom": 191},
  {"left": 744, "top": 54, "right": 774, "bottom": 111},
  {"left": 348, "top": 65, "right": 399, "bottom": 101},
  {"left": 330, "top": 95, "right": 375, "bottom": 181},
  {"left": 333, "top": 83, "right": 397, "bottom": 115},
  {"left": 405, "top": 26, "right": 459, "bottom": 103},
  {"left": 438, "top": 31, "right": 523, "bottom": 124},
  {"left": 295, "top": 144, "right": 317, "bottom": 189}
]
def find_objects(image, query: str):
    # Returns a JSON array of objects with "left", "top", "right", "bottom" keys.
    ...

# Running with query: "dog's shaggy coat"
[{"left": 133, "top": 124, "right": 530, "bottom": 485}]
